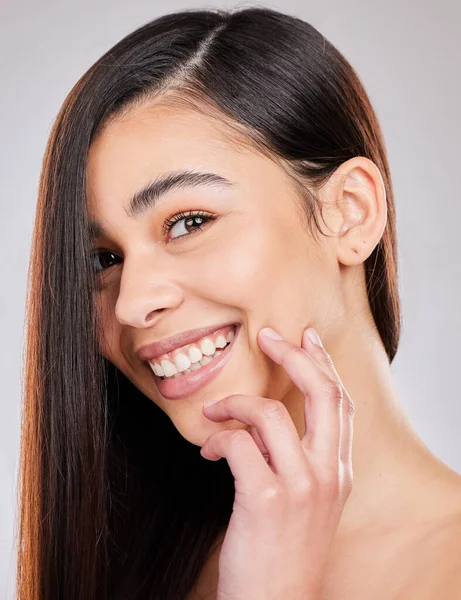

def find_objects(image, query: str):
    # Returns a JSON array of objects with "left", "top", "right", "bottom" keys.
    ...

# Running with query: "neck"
[{"left": 283, "top": 315, "right": 459, "bottom": 538}]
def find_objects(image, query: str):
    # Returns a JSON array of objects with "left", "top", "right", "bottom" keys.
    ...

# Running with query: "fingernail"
[
  {"left": 261, "top": 327, "right": 283, "bottom": 340},
  {"left": 204, "top": 398, "right": 220, "bottom": 408},
  {"left": 307, "top": 327, "right": 323, "bottom": 347}
]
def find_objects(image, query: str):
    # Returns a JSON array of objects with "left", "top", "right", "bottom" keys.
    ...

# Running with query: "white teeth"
[
  {"left": 161, "top": 359, "right": 177, "bottom": 377},
  {"left": 150, "top": 344, "right": 228, "bottom": 380},
  {"left": 188, "top": 345, "right": 202, "bottom": 363},
  {"left": 200, "top": 338, "right": 216, "bottom": 356},
  {"left": 215, "top": 334, "right": 228, "bottom": 349},
  {"left": 173, "top": 352, "right": 192, "bottom": 372},
  {"left": 149, "top": 325, "right": 237, "bottom": 380},
  {"left": 151, "top": 362, "right": 163, "bottom": 377}
]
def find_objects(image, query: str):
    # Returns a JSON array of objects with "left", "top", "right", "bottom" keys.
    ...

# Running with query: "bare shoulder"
[
  {"left": 363, "top": 503, "right": 461, "bottom": 600},
  {"left": 402, "top": 478, "right": 461, "bottom": 599},
  {"left": 323, "top": 470, "right": 461, "bottom": 600}
]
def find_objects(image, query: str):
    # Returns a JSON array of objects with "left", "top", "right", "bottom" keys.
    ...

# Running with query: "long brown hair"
[{"left": 17, "top": 6, "right": 400, "bottom": 599}]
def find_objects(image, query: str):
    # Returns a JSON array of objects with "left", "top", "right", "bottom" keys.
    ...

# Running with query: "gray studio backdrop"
[{"left": 1, "top": 0, "right": 460, "bottom": 596}]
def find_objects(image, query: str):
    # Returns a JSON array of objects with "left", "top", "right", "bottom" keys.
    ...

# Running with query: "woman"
[{"left": 17, "top": 6, "right": 461, "bottom": 599}]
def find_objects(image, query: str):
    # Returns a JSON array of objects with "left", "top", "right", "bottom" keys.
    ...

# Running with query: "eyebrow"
[{"left": 87, "top": 169, "right": 236, "bottom": 239}]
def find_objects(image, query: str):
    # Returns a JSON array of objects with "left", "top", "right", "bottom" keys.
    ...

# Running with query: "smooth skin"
[
  {"left": 200, "top": 326, "right": 354, "bottom": 599},
  {"left": 86, "top": 97, "right": 461, "bottom": 600}
]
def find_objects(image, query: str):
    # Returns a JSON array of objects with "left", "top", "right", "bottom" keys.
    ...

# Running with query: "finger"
[
  {"left": 340, "top": 405, "right": 354, "bottom": 474},
  {"left": 257, "top": 327, "right": 341, "bottom": 469},
  {"left": 203, "top": 394, "right": 310, "bottom": 486},
  {"left": 200, "top": 428, "right": 276, "bottom": 495},
  {"left": 301, "top": 328, "right": 342, "bottom": 386},
  {"left": 249, "top": 425, "right": 271, "bottom": 463},
  {"left": 301, "top": 328, "right": 355, "bottom": 466}
]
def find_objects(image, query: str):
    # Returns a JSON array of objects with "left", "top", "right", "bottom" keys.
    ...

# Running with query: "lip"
[
  {"left": 136, "top": 321, "right": 239, "bottom": 363},
  {"left": 148, "top": 323, "right": 240, "bottom": 400}
]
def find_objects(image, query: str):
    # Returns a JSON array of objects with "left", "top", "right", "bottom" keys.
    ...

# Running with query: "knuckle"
[
  {"left": 323, "top": 475, "right": 341, "bottom": 499},
  {"left": 322, "top": 380, "right": 343, "bottom": 406},
  {"left": 346, "top": 395, "right": 355, "bottom": 418},
  {"left": 324, "top": 352, "right": 335, "bottom": 368},
  {"left": 228, "top": 429, "right": 251, "bottom": 446},
  {"left": 291, "top": 476, "right": 314, "bottom": 502},
  {"left": 318, "top": 467, "right": 341, "bottom": 497},
  {"left": 263, "top": 399, "right": 288, "bottom": 421},
  {"left": 258, "top": 484, "right": 284, "bottom": 508}
]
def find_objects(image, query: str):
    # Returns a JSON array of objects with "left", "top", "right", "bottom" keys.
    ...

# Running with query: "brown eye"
[
  {"left": 163, "top": 210, "right": 216, "bottom": 240},
  {"left": 91, "top": 250, "right": 122, "bottom": 273}
]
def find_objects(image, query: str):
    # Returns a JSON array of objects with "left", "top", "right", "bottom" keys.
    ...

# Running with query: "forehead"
[
  {"left": 87, "top": 102, "right": 261, "bottom": 206},
  {"left": 85, "top": 99, "right": 302, "bottom": 238}
]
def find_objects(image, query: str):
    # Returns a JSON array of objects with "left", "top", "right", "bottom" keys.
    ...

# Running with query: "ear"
[{"left": 318, "top": 156, "right": 388, "bottom": 266}]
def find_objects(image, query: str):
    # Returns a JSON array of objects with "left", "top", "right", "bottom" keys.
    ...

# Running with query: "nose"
[{"left": 114, "top": 255, "right": 184, "bottom": 328}]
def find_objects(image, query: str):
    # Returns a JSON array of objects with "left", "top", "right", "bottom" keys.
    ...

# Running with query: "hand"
[{"left": 200, "top": 326, "right": 354, "bottom": 600}]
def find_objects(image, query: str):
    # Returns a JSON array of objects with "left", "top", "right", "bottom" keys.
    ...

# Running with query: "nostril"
[{"left": 145, "top": 308, "right": 165, "bottom": 323}]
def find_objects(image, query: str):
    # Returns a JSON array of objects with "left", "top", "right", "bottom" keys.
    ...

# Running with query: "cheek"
[
  {"left": 185, "top": 218, "right": 295, "bottom": 307},
  {"left": 198, "top": 218, "right": 321, "bottom": 326}
]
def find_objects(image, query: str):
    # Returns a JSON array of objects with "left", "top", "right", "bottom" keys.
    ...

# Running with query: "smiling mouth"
[
  {"left": 147, "top": 324, "right": 237, "bottom": 380},
  {"left": 146, "top": 324, "right": 241, "bottom": 400},
  {"left": 156, "top": 342, "right": 231, "bottom": 379}
]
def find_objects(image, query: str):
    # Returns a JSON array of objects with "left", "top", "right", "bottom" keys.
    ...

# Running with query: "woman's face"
[{"left": 86, "top": 101, "right": 341, "bottom": 446}]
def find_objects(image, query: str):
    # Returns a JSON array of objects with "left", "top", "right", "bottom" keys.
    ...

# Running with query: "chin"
[{"left": 171, "top": 411, "right": 251, "bottom": 448}]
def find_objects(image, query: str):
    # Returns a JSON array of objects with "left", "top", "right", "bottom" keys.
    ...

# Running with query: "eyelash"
[
  {"left": 162, "top": 209, "right": 215, "bottom": 237},
  {"left": 91, "top": 209, "right": 216, "bottom": 280}
]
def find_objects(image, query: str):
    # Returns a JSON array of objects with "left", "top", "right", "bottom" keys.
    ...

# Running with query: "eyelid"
[
  {"left": 90, "top": 210, "right": 213, "bottom": 255},
  {"left": 91, "top": 209, "right": 216, "bottom": 279},
  {"left": 162, "top": 209, "right": 215, "bottom": 237}
]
